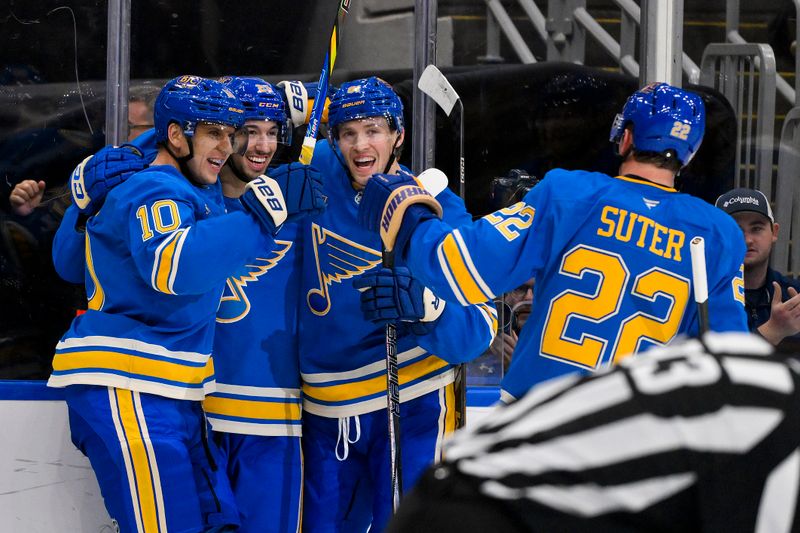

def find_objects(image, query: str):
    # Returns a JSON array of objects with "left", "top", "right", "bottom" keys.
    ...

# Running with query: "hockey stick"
[
  {"left": 417, "top": 65, "right": 469, "bottom": 429},
  {"left": 690, "top": 236, "right": 710, "bottom": 335},
  {"left": 382, "top": 168, "right": 448, "bottom": 513},
  {"left": 299, "top": 0, "right": 350, "bottom": 165},
  {"left": 417, "top": 65, "right": 464, "bottom": 199}
]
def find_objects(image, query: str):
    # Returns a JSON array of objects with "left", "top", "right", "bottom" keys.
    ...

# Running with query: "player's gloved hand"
[
  {"left": 277, "top": 80, "right": 332, "bottom": 127},
  {"left": 353, "top": 266, "right": 446, "bottom": 336},
  {"left": 267, "top": 163, "right": 327, "bottom": 223},
  {"left": 358, "top": 172, "right": 442, "bottom": 255},
  {"left": 241, "top": 165, "right": 327, "bottom": 235},
  {"left": 70, "top": 144, "right": 147, "bottom": 215}
]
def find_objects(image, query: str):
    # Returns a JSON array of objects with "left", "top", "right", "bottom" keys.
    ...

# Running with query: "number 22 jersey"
[{"left": 404, "top": 169, "right": 748, "bottom": 401}]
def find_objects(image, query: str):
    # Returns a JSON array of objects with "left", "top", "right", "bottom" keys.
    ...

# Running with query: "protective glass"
[{"left": 194, "top": 121, "right": 249, "bottom": 156}]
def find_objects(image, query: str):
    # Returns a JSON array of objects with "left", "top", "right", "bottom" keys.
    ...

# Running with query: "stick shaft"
[
  {"left": 299, "top": 1, "right": 348, "bottom": 165},
  {"left": 689, "top": 236, "right": 710, "bottom": 334},
  {"left": 382, "top": 249, "right": 403, "bottom": 512}
]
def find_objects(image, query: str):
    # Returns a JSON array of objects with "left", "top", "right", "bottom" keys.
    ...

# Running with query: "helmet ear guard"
[{"left": 609, "top": 83, "right": 705, "bottom": 167}]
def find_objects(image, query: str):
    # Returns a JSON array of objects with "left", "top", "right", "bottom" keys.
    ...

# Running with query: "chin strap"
[
  {"left": 225, "top": 157, "right": 252, "bottom": 184},
  {"left": 164, "top": 136, "right": 196, "bottom": 183},
  {"left": 382, "top": 135, "right": 403, "bottom": 174}
]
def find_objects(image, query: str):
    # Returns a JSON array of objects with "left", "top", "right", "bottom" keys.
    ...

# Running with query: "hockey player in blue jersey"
[
  {"left": 48, "top": 75, "right": 325, "bottom": 533},
  {"left": 299, "top": 77, "right": 497, "bottom": 532},
  {"left": 358, "top": 82, "right": 748, "bottom": 403},
  {"left": 202, "top": 76, "right": 310, "bottom": 533}
]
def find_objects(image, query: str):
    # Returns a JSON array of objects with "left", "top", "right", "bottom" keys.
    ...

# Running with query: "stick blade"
[
  {"left": 417, "top": 167, "right": 449, "bottom": 197},
  {"left": 418, "top": 65, "right": 460, "bottom": 116}
]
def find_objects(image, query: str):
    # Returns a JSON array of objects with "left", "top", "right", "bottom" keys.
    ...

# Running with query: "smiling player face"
[
  {"left": 185, "top": 122, "right": 237, "bottom": 185},
  {"left": 228, "top": 119, "right": 281, "bottom": 181},
  {"left": 337, "top": 117, "right": 403, "bottom": 189}
]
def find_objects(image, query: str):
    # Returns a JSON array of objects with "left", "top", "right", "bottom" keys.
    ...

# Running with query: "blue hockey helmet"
[
  {"left": 154, "top": 75, "right": 246, "bottom": 144},
  {"left": 609, "top": 82, "right": 705, "bottom": 166},
  {"left": 219, "top": 76, "right": 291, "bottom": 144},
  {"left": 327, "top": 77, "right": 404, "bottom": 138}
]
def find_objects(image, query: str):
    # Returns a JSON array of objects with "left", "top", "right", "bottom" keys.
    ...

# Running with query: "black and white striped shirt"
[{"left": 389, "top": 332, "right": 800, "bottom": 532}]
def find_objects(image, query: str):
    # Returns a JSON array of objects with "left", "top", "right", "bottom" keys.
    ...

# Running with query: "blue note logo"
[{"left": 307, "top": 223, "right": 382, "bottom": 316}]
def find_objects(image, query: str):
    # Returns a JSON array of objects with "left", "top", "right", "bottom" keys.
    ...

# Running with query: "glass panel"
[{"left": 0, "top": 1, "right": 107, "bottom": 379}]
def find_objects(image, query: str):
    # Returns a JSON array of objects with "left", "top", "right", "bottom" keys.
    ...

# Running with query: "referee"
[{"left": 388, "top": 332, "right": 800, "bottom": 533}]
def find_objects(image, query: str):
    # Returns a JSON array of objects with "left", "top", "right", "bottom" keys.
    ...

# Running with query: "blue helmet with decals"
[
  {"left": 219, "top": 76, "right": 291, "bottom": 143},
  {"left": 154, "top": 75, "right": 246, "bottom": 143},
  {"left": 327, "top": 77, "right": 404, "bottom": 137},
  {"left": 609, "top": 82, "right": 705, "bottom": 167}
]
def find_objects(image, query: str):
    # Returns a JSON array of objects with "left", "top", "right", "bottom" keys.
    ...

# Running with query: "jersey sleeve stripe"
[
  {"left": 477, "top": 303, "right": 499, "bottom": 341},
  {"left": 438, "top": 232, "right": 492, "bottom": 304},
  {"left": 453, "top": 230, "right": 495, "bottom": 298},
  {"left": 151, "top": 229, "right": 185, "bottom": 294},
  {"left": 85, "top": 232, "right": 106, "bottom": 311},
  {"left": 167, "top": 227, "right": 189, "bottom": 294},
  {"left": 436, "top": 240, "right": 469, "bottom": 306}
]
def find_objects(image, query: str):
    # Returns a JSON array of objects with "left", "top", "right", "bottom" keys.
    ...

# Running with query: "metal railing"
[
  {"left": 700, "top": 43, "right": 777, "bottom": 199},
  {"left": 726, "top": 0, "right": 798, "bottom": 106},
  {"left": 482, "top": 0, "right": 701, "bottom": 83},
  {"left": 774, "top": 106, "right": 800, "bottom": 274}
]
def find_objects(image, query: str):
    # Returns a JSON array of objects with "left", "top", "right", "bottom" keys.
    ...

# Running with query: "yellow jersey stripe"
[
  {"left": 86, "top": 233, "right": 105, "bottom": 311},
  {"left": 115, "top": 389, "right": 160, "bottom": 533},
  {"left": 478, "top": 303, "right": 499, "bottom": 340},
  {"left": 439, "top": 233, "right": 491, "bottom": 304},
  {"left": 153, "top": 229, "right": 184, "bottom": 294},
  {"left": 302, "top": 355, "right": 449, "bottom": 403},
  {"left": 52, "top": 350, "right": 213, "bottom": 385},
  {"left": 203, "top": 396, "right": 302, "bottom": 421}
]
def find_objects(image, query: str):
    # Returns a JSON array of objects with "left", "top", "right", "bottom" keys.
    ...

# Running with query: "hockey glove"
[
  {"left": 358, "top": 172, "right": 442, "bottom": 256},
  {"left": 267, "top": 162, "right": 327, "bottom": 223},
  {"left": 70, "top": 144, "right": 148, "bottom": 215},
  {"left": 353, "top": 266, "right": 446, "bottom": 336},
  {"left": 241, "top": 175, "right": 290, "bottom": 235},
  {"left": 277, "top": 80, "right": 331, "bottom": 127}
]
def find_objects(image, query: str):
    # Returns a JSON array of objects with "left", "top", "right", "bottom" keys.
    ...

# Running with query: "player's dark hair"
[{"left": 631, "top": 148, "right": 683, "bottom": 173}]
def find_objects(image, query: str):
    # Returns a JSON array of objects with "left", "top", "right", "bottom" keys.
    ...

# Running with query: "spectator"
[
  {"left": 716, "top": 187, "right": 800, "bottom": 346},
  {"left": 490, "top": 279, "right": 534, "bottom": 370},
  {"left": 8, "top": 85, "right": 157, "bottom": 217}
]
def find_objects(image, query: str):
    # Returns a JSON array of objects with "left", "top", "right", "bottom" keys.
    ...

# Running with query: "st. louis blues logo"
[
  {"left": 217, "top": 240, "right": 293, "bottom": 323},
  {"left": 308, "top": 223, "right": 382, "bottom": 316}
]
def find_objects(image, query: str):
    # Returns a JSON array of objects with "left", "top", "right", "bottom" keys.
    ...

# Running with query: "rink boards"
[{"left": 0, "top": 381, "right": 499, "bottom": 531}]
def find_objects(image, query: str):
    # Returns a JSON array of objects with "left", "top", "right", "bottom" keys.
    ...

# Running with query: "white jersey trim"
[
  {"left": 303, "top": 369, "right": 455, "bottom": 418},
  {"left": 301, "top": 347, "right": 427, "bottom": 384},
  {"left": 47, "top": 373, "right": 213, "bottom": 401},
  {"left": 56, "top": 335, "right": 210, "bottom": 364}
]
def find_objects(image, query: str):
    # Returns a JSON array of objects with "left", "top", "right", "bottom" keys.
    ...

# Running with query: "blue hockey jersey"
[
  {"left": 403, "top": 170, "right": 748, "bottom": 401},
  {"left": 49, "top": 165, "right": 274, "bottom": 400},
  {"left": 203, "top": 196, "right": 303, "bottom": 436},
  {"left": 298, "top": 142, "right": 497, "bottom": 418}
]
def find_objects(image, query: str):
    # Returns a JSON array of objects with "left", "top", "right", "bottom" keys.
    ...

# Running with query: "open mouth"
[
  {"left": 208, "top": 158, "right": 225, "bottom": 172},
  {"left": 353, "top": 155, "right": 376, "bottom": 172},
  {"left": 246, "top": 154, "right": 269, "bottom": 172}
]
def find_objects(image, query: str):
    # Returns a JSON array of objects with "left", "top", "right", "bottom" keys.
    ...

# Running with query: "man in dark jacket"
[{"left": 716, "top": 187, "right": 800, "bottom": 346}]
